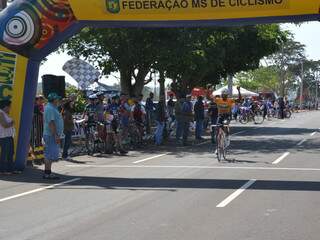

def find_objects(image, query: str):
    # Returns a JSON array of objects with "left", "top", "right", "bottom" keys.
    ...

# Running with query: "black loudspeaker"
[{"left": 42, "top": 75, "right": 66, "bottom": 98}]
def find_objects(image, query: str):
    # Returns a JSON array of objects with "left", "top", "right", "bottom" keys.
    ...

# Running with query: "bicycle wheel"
[
  {"left": 216, "top": 131, "right": 225, "bottom": 162},
  {"left": 254, "top": 111, "right": 264, "bottom": 124},
  {"left": 85, "top": 131, "right": 95, "bottom": 155},
  {"left": 239, "top": 114, "right": 248, "bottom": 124},
  {"left": 285, "top": 110, "right": 292, "bottom": 119}
]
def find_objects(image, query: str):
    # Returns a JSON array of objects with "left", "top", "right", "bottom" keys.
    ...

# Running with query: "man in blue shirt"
[
  {"left": 181, "top": 94, "right": 194, "bottom": 146},
  {"left": 43, "top": 93, "right": 64, "bottom": 180},
  {"left": 145, "top": 92, "right": 155, "bottom": 134}
]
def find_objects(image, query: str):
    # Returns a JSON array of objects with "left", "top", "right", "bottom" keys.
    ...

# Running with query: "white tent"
[{"left": 212, "top": 86, "right": 258, "bottom": 98}]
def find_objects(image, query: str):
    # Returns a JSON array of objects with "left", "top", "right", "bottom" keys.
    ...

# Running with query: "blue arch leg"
[{"left": 14, "top": 60, "right": 40, "bottom": 170}]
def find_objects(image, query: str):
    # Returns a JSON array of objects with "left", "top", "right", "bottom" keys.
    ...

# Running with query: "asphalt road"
[{"left": 1, "top": 111, "right": 320, "bottom": 240}]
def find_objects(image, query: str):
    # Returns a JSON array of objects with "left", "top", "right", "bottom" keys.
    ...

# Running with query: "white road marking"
[
  {"left": 231, "top": 130, "right": 247, "bottom": 136},
  {"left": 65, "top": 164, "right": 320, "bottom": 172},
  {"left": 272, "top": 152, "right": 290, "bottom": 165},
  {"left": 216, "top": 179, "right": 256, "bottom": 208},
  {"left": 0, "top": 178, "right": 81, "bottom": 203},
  {"left": 133, "top": 154, "right": 168, "bottom": 164},
  {"left": 196, "top": 140, "right": 210, "bottom": 146},
  {"left": 297, "top": 139, "right": 307, "bottom": 146},
  {"left": 310, "top": 132, "right": 317, "bottom": 136}
]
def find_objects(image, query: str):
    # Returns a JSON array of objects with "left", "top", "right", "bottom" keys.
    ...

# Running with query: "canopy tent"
[
  {"left": 212, "top": 86, "right": 258, "bottom": 98},
  {"left": 86, "top": 81, "right": 119, "bottom": 97}
]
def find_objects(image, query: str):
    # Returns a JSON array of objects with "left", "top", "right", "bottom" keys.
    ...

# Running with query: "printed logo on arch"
[{"left": 106, "top": 0, "right": 121, "bottom": 13}]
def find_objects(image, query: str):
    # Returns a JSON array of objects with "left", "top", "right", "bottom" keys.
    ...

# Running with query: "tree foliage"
[{"left": 62, "top": 25, "right": 287, "bottom": 96}]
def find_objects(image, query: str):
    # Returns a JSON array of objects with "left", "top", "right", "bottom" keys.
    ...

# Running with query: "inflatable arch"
[{"left": 0, "top": 0, "right": 319, "bottom": 170}]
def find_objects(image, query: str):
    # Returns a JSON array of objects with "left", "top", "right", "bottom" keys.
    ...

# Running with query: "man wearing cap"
[{"left": 43, "top": 93, "right": 64, "bottom": 179}]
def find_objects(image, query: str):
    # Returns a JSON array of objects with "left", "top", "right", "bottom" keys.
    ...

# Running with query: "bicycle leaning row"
[{"left": 78, "top": 93, "right": 153, "bottom": 156}]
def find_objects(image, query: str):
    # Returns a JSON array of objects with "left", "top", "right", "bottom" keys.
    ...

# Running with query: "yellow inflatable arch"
[{"left": 0, "top": 0, "right": 319, "bottom": 169}]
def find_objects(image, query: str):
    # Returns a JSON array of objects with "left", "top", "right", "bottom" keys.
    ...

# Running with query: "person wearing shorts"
[{"left": 43, "top": 93, "right": 64, "bottom": 180}]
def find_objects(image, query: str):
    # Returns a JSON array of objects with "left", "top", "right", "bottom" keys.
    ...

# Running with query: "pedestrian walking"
[
  {"left": 0, "top": 100, "right": 15, "bottom": 174},
  {"left": 145, "top": 92, "right": 155, "bottom": 134},
  {"left": 181, "top": 94, "right": 194, "bottom": 146},
  {"left": 61, "top": 100, "right": 74, "bottom": 160},
  {"left": 43, "top": 93, "right": 64, "bottom": 180},
  {"left": 194, "top": 96, "right": 205, "bottom": 140},
  {"left": 154, "top": 96, "right": 166, "bottom": 145}
]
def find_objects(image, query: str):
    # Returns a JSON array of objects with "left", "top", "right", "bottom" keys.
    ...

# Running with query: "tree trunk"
[
  {"left": 132, "top": 66, "right": 150, "bottom": 97},
  {"left": 119, "top": 69, "right": 132, "bottom": 95},
  {"left": 279, "top": 70, "right": 286, "bottom": 97},
  {"left": 158, "top": 70, "right": 165, "bottom": 99}
]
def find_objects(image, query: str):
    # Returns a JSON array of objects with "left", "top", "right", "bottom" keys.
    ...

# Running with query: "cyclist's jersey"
[
  {"left": 95, "top": 102, "right": 106, "bottom": 122},
  {"left": 215, "top": 98, "right": 234, "bottom": 115},
  {"left": 84, "top": 103, "right": 96, "bottom": 123}
]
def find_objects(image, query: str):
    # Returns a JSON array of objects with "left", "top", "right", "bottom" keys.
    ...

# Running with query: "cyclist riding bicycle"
[
  {"left": 215, "top": 90, "right": 234, "bottom": 135},
  {"left": 214, "top": 87, "right": 241, "bottom": 141}
]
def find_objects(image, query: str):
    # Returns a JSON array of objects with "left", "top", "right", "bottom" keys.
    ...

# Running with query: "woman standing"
[
  {"left": 61, "top": 100, "right": 74, "bottom": 160},
  {"left": 0, "top": 100, "right": 15, "bottom": 174}
]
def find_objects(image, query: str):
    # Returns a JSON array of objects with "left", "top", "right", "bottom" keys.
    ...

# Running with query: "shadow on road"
[{"left": 2, "top": 167, "right": 320, "bottom": 192}]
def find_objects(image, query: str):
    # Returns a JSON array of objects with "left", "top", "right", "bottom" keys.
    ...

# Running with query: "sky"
[{"left": 39, "top": 22, "right": 320, "bottom": 88}]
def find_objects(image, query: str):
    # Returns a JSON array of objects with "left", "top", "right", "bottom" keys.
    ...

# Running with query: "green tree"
[
  {"left": 267, "top": 35, "right": 306, "bottom": 96},
  {"left": 65, "top": 85, "right": 86, "bottom": 113},
  {"left": 235, "top": 66, "right": 280, "bottom": 93},
  {"left": 62, "top": 25, "right": 286, "bottom": 97}
]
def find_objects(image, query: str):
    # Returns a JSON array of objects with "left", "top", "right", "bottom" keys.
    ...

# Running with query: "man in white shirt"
[{"left": 0, "top": 100, "right": 15, "bottom": 174}]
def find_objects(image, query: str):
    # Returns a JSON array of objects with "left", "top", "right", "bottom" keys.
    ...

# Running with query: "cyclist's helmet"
[
  {"left": 221, "top": 89, "right": 229, "bottom": 99},
  {"left": 96, "top": 91, "right": 104, "bottom": 97}
]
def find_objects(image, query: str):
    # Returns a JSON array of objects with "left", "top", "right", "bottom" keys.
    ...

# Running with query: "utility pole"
[{"left": 300, "top": 61, "right": 304, "bottom": 110}]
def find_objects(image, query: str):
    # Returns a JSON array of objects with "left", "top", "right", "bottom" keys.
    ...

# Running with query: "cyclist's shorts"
[{"left": 217, "top": 114, "right": 231, "bottom": 125}]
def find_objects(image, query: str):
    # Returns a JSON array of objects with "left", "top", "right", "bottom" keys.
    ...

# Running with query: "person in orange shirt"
[{"left": 214, "top": 87, "right": 241, "bottom": 133}]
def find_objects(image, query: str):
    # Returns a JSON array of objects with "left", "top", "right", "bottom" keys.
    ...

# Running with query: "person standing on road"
[
  {"left": 175, "top": 94, "right": 184, "bottom": 143},
  {"left": 61, "top": 100, "right": 74, "bottom": 161},
  {"left": 181, "top": 94, "right": 194, "bottom": 146},
  {"left": 154, "top": 96, "right": 166, "bottom": 145},
  {"left": 145, "top": 92, "right": 155, "bottom": 134},
  {"left": 278, "top": 97, "right": 285, "bottom": 119},
  {"left": 43, "top": 93, "right": 64, "bottom": 180},
  {"left": 167, "top": 94, "right": 175, "bottom": 122},
  {"left": 119, "top": 93, "right": 131, "bottom": 143},
  {"left": 194, "top": 96, "right": 205, "bottom": 140},
  {"left": 0, "top": 100, "right": 15, "bottom": 174},
  {"left": 96, "top": 92, "right": 106, "bottom": 122}
]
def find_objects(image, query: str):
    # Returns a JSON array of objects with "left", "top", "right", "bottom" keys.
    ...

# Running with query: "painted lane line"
[
  {"left": 297, "top": 139, "right": 307, "bottom": 146},
  {"left": 272, "top": 152, "right": 290, "bottom": 165},
  {"left": 196, "top": 140, "right": 210, "bottom": 146},
  {"left": 310, "top": 132, "right": 317, "bottom": 136},
  {"left": 133, "top": 154, "right": 168, "bottom": 164},
  {"left": 216, "top": 179, "right": 256, "bottom": 208},
  {"left": 0, "top": 178, "right": 81, "bottom": 203},
  {"left": 231, "top": 130, "right": 247, "bottom": 136},
  {"left": 66, "top": 164, "right": 320, "bottom": 172}
]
